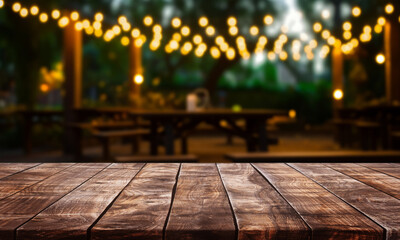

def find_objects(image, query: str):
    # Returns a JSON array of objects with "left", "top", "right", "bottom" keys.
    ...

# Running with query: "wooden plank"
[
  {"left": 92, "top": 163, "right": 180, "bottom": 240},
  {"left": 290, "top": 163, "right": 400, "bottom": 240},
  {"left": 326, "top": 163, "right": 400, "bottom": 200},
  {"left": 0, "top": 163, "right": 41, "bottom": 180},
  {"left": 254, "top": 163, "right": 383, "bottom": 240},
  {"left": 0, "top": 163, "right": 75, "bottom": 200},
  {"left": 359, "top": 163, "right": 400, "bottom": 179},
  {"left": 17, "top": 163, "right": 144, "bottom": 240},
  {"left": 165, "top": 163, "right": 236, "bottom": 240},
  {"left": 217, "top": 163, "right": 310, "bottom": 240},
  {"left": 0, "top": 163, "right": 109, "bottom": 240}
]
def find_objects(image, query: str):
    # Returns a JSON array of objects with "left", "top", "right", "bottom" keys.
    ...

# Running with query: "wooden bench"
[
  {"left": 91, "top": 129, "right": 150, "bottom": 160},
  {"left": 225, "top": 151, "right": 400, "bottom": 162},
  {"left": 114, "top": 154, "right": 198, "bottom": 163}
]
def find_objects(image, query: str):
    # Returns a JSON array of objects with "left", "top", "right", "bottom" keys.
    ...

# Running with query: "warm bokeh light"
[
  {"left": 226, "top": 48, "right": 236, "bottom": 60},
  {"left": 121, "top": 36, "right": 130, "bottom": 46},
  {"left": 39, "top": 13, "right": 48, "bottom": 23},
  {"left": 374, "top": 24, "right": 383, "bottom": 34},
  {"left": 322, "top": 30, "right": 330, "bottom": 39},
  {"left": 134, "top": 74, "right": 144, "bottom": 85},
  {"left": 264, "top": 15, "right": 273, "bottom": 25},
  {"left": 58, "top": 17, "right": 69, "bottom": 28},
  {"left": 321, "top": 9, "right": 330, "bottom": 19},
  {"left": 12, "top": 3, "right": 21, "bottom": 12},
  {"left": 75, "top": 22, "right": 83, "bottom": 31},
  {"left": 377, "top": 17, "right": 386, "bottom": 26},
  {"left": 52, "top": 10, "right": 60, "bottom": 19},
  {"left": 93, "top": 21, "right": 102, "bottom": 30},
  {"left": 249, "top": 26, "right": 259, "bottom": 36},
  {"left": 181, "top": 26, "right": 190, "bottom": 36},
  {"left": 385, "top": 4, "right": 394, "bottom": 14},
  {"left": 71, "top": 11, "right": 79, "bottom": 21},
  {"left": 143, "top": 16, "right": 153, "bottom": 26},
  {"left": 376, "top": 53, "right": 385, "bottom": 64},
  {"left": 343, "top": 31, "right": 352, "bottom": 40},
  {"left": 206, "top": 26, "right": 215, "bottom": 36},
  {"left": 199, "top": 17, "right": 208, "bottom": 27},
  {"left": 227, "top": 17, "right": 237, "bottom": 26},
  {"left": 20, "top": 8, "right": 28, "bottom": 18},
  {"left": 210, "top": 47, "right": 221, "bottom": 59},
  {"left": 343, "top": 22, "right": 352, "bottom": 31},
  {"left": 333, "top": 89, "right": 343, "bottom": 100},
  {"left": 0, "top": 0, "right": 4, "bottom": 8},
  {"left": 112, "top": 25, "right": 121, "bottom": 35},
  {"left": 171, "top": 18, "right": 181, "bottom": 28},
  {"left": 131, "top": 28, "right": 140, "bottom": 38},
  {"left": 30, "top": 6, "right": 39, "bottom": 16},
  {"left": 279, "top": 51, "right": 288, "bottom": 61},
  {"left": 95, "top": 13, "right": 103, "bottom": 22},
  {"left": 313, "top": 22, "right": 322, "bottom": 33},
  {"left": 352, "top": 7, "right": 361, "bottom": 17},
  {"left": 229, "top": 26, "right": 239, "bottom": 36},
  {"left": 268, "top": 51, "right": 276, "bottom": 61},
  {"left": 289, "top": 109, "right": 296, "bottom": 119},
  {"left": 40, "top": 83, "right": 50, "bottom": 93}
]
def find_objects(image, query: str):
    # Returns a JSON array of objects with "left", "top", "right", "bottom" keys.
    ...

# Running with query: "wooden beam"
[
  {"left": 63, "top": 19, "right": 82, "bottom": 155},
  {"left": 129, "top": 40, "right": 143, "bottom": 106},
  {"left": 332, "top": 45, "right": 344, "bottom": 112},
  {"left": 385, "top": 20, "right": 400, "bottom": 104}
]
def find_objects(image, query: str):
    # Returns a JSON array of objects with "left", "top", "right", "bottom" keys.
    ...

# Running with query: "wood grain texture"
[
  {"left": 0, "top": 163, "right": 41, "bottom": 180},
  {"left": 290, "top": 163, "right": 400, "bottom": 240},
  {"left": 254, "top": 163, "right": 383, "bottom": 240},
  {"left": 326, "top": 163, "right": 400, "bottom": 200},
  {"left": 92, "top": 163, "right": 180, "bottom": 240},
  {"left": 0, "top": 163, "right": 109, "bottom": 240},
  {"left": 17, "top": 163, "right": 144, "bottom": 240},
  {"left": 217, "top": 163, "right": 309, "bottom": 240},
  {"left": 165, "top": 163, "right": 236, "bottom": 240},
  {"left": 0, "top": 163, "right": 75, "bottom": 200},
  {"left": 359, "top": 163, "right": 400, "bottom": 179}
]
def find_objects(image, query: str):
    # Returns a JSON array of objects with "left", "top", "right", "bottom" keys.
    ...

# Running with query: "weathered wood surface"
[
  {"left": 326, "top": 163, "right": 400, "bottom": 199},
  {"left": 0, "top": 163, "right": 75, "bottom": 200},
  {"left": 0, "top": 163, "right": 399, "bottom": 239},
  {"left": 254, "top": 163, "right": 383, "bottom": 239},
  {"left": 217, "top": 163, "right": 309, "bottom": 240},
  {"left": 92, "top": 163, "right": 180, "bottom": 240},
  {"left": 17, "top": 163, "right": 144, "bottom": 240},
  {"left": 359, "top": 163, "right": 400, "bottom": 179},
  {"left": 0, "top": 163, "right": 109, "bottom": 240},
  {"left": 165, "top": 164, "right": 236, "bottom": 240},
  {"left": 0, "top": 163, "right": 40, "bottom": 180},
  {"left": 290, "top": 163, "right": 400, "bottom": 240}
]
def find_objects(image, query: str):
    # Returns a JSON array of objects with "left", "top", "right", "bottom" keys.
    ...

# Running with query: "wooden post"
[
  {"left": 332, "top": 45, "right": 344, "bottom": 114},
  {"left": 129, "top": 40, "right": 143, "bottom": 107},
  {"left": 63, "top": 19, "right": 82, "bottom": 156},
  {"left": 384, "top": 20, "right": 400, "bottom": 104}
]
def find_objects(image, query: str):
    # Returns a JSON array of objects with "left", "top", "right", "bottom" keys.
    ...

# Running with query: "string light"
[
  {"left": 30, "top": 6, "right": 39, "bottom": 16},
  {"left": 51, "top": 10, "right": 60, "bottom": 19},
  {"left": 313, "top": 22, "right": 322, "bottom": 33},
  {"left": 71, "top": 11, "right": 79, "bottom": 21},
  {"left": 134, "top": 74, "right": 144, "bottom": 85},
  {"left": 39, "top": 13, "right": 48, "bottom": 23},
  {"left": 19, "top": 8, "right": 28, "bottom": 18},
  {"left": 333, "top": 89, "right": 343, "bottom": 100},
  {"left": 143, "top": 16, "right": 153, "bottom": 26},
  {"left": 249, "top": 26, "right": 259, "bottom": 36},
  {"left": 199, "top": 17, "right": 208, "bottom": 27},
  {"left": 343, "top": 22, "right": 352, "bottom": 31},
  {"left": 58, "top": 17, "right": 69, "bottom": 28},
  {"left": 75, "top": 22, "right": 83, "bottom": 31},
  {"left": 131, "top": 28, "right": 140, "bottom": 38},
  {"left": 95, "top": 13, "right": 103, "bottom": 22},
  {"left": 12, "top": 3, "right": 21, "bottom": 12},
  {"left": 352, "top": 6, "right": 361, "bottom": 17},
  {"left": 385, "top": 4, "right": 394, "bottom": 15},
  {"left": 181, "top": 26, "right": 190, "bottom": 36},
  {"left": 193, "top": 35, "right": 202, "bottom": 45},
  {"left": 171, "top": 17, "right": 181, "bottom": 28},
  {"left": 0, "top": 0, "right": 4, "bottom": 8},
  {"left": 121, "top": 36, "right": 130, "bottom": 46},
  {"left": 206, "top": 26, "right": 215, "bottom": 36},
  {"left": 377, "top": 17, "right": 386, "bottom": 26},
  {"left": 229, "top": 26, "right": 238, "bottom": 36},
  {"left": 210, "top": 47, "right": 221, "bottom": 59},
  {"left": 264, "top": 15, "right": 273, "bottom": 25},
  {"left": 376, "top": 53, "right": 385, "bottom": 64},
  {"left": 227, "top": 17, "right": 237, "bottom": 26}
]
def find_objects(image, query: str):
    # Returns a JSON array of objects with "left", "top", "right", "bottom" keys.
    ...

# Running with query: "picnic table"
[
  {"left": 75, "top": 108, "right": 287, "bottom": 156},
  {"left": 0, "top": 162, "right": 399, "bottom": 239}
]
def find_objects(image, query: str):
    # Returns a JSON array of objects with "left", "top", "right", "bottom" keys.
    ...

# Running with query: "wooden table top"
[{"left": 0, "top": 163, "right": 399, "bottom": 240}]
